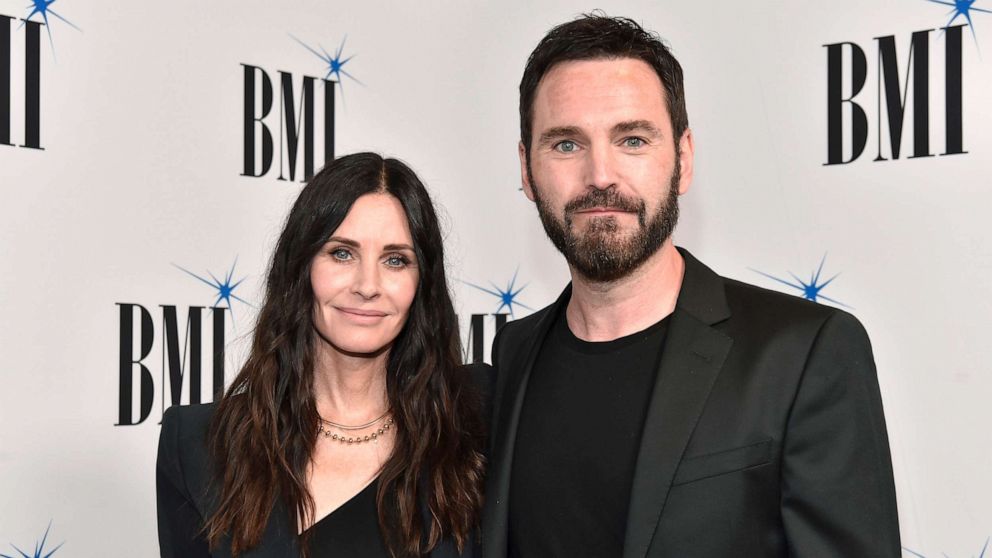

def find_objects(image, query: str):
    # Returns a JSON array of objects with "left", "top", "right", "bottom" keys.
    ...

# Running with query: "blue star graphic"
[
  {"left": 21, "top": 0, "right": 81, "bottom": 59},
  {"left": 290, "top": 34, "right": 362, "bottom": 102},
  {"left": 173, "top": 258, "right": 252, "bottom": 324},
  {"left": 463, "top": 268, "right": 534, "bottom": 318},
  {"left": 903, "top": 536, "right": 989, "bottom": 558},
  {"left": 750, "top": 254, "right": 851, "bottom": 308},
  {"left": 1, "top": 521, "right": 63, "bottom": 558},
  {"left": 926, "top": 0, "right": 992, "bottom": 45}
]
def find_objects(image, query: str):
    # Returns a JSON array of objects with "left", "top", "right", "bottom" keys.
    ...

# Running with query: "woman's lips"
[{"left": 335, "top": 307, "right": 389, "bottom": 323}]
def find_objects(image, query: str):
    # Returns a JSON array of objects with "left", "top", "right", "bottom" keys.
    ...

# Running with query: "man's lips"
[{"left": 573, "top": 207, "right": 633, "bottom": 215}]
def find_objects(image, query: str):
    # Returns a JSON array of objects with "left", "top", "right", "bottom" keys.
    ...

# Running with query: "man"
[{"left": 482, "top": 14, "right": 900, "bottom": 558}]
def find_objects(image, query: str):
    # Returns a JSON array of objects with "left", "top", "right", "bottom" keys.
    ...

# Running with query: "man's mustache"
[{"left": 564, "top": 188, "right": 645, "bottom": 215}]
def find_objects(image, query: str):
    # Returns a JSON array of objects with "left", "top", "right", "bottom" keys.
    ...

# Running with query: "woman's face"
[{"left": 310, "top": 193, "right": 419, "bottom": 356}]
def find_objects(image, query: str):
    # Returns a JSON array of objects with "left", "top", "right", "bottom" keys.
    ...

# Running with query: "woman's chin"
[{"left": 324, "top": 337, "right": 393, "bottom": 359}]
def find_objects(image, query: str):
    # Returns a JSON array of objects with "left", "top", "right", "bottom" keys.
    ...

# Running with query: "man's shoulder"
[
  {"left": 723, "top": 275, "right": 827, "bottom": 312},
  {"left": 495, "top": 300, "right": 557, "bottom": 348},
  {"left": 718, "top": 273, "right": 866, "bottom": 340}
]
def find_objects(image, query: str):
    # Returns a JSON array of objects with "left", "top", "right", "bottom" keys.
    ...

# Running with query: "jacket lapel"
[
  {"left": 240, "top": 497, "right": 299, "bottom": 557},
  {"left": 621, "top": 249, "right": 733, "bottom": 558},
  {"left": 193, "top": 472, "right": 299, "bottom": 558},
  {"left": 204, "top": 500, "right": 295, "bottom": 557},
  {"left": 482, "top": 288, "right": 567, "bottom": 558}
]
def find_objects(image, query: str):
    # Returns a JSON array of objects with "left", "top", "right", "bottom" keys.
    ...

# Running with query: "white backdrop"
[{"left": 1, "top": 1, "right": 990, "bottom": 556}]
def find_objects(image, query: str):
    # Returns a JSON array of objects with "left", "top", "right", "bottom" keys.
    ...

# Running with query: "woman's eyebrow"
[{"left": 326, "top": 236, "right": 359, "bottom": 247}]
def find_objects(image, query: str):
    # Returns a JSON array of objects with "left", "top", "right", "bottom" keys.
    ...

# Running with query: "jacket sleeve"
[
  {"left": 780, "top": 311, "right": 901, "bottom": 557},
  {"left": 157, "top": 406, "right": 212, "bottom": 557}
]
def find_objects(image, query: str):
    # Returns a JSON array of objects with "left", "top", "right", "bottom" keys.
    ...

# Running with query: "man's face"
[{"left": 521, "top": 57, "right": 693, "bottom": 283}]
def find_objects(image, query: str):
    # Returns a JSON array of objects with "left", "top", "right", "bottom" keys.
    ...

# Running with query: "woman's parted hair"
[{"left": 205, "top": 152, "right": 485, "bottom": 556}]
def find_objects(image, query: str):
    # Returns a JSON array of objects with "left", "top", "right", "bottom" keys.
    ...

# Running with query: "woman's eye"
[
  {"left": 385, "top": 255, "right": 409, "bottom": 268},
  {"left": 554, "top": 140, "right": 578, "bottom": 153},
  {"left": 331, "top": 248, "right": 352, "bottom": 261},
  {"left": 624, "top": 137, "right": 645, "bottom": 148}
]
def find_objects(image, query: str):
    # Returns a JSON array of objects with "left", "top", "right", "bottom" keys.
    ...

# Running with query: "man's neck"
[{"left": 565, "top": 240, "right": 685, "bottom": 342}]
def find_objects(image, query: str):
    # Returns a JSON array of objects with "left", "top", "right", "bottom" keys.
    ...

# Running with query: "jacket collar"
[{"left": 672, "top": 247, "right": 731, "bottom": 325}]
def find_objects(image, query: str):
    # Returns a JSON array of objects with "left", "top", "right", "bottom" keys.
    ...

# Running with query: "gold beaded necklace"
[{"left": 318, "top": 410, "right": 393, "bottom": 445}]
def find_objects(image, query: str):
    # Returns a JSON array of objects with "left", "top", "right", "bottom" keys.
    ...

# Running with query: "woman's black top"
[
  {"left": 306, "top": 478, "right": 390, "bottom": 558},
  {"left": 156, "top": 363, "right": 492, "bottom": 558}
]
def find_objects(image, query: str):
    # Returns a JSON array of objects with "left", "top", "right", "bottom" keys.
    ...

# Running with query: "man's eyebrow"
[
  {"left": 612, "top": 120, "right": 663, "bottom": 137},
  {"left": 537, "top": 126, "right": 583, "bottom": 146}
]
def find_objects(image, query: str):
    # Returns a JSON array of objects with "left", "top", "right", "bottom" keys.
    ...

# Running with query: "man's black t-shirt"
[{"left": 508, "top": 308, "right": 670, "bottom": 557}]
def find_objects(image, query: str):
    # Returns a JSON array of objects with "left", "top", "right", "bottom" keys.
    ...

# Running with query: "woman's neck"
[{"left": 311, "top": 342, "right": 390, "bottom": 425}]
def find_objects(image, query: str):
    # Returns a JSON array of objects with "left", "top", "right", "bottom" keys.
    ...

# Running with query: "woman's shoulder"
[
  {"left": 460, "top": 362, "right": 493, "bottom": 396},
  {"left": 163, "top": 400, "right": 217, "bottom": 426},
  {"left": 459, "top": 363, "right": 494, "bottom": 408},
  {"left": 161, "top": 401, "right": 218, "bottom": 450},
  {"left": 158, "top": 402, "right": 219, "bottom": 512},
  {"left": 457, "top": 362, "right": 495, "bottom": 439}
]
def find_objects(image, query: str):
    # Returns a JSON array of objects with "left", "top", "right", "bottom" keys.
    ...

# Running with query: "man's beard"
[{"left": 529, "top": 161, "right": 680, "bottom": 284}]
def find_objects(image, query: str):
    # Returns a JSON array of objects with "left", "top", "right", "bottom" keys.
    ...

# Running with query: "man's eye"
[
  {"left": 555, "top": 140, "right": 578, "bottom": 153},
  {"left": 624, "top": 137, "right": 645, "bottom": 148},
  {"left": 331, "top": 248, "right": 352, "bottom": 261}
]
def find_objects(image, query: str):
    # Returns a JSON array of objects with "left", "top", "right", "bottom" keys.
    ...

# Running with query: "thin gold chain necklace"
[
  {"left": 319, "top": 409, "right": 390, "bottom": 430},
  {"left": 317, "top": 410, "right": 393, "bottom": 445}
]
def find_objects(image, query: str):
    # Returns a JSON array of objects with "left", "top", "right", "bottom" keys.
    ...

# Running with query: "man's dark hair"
[{"left": 519, "top": 13, "right": 689, "bottom": 158}]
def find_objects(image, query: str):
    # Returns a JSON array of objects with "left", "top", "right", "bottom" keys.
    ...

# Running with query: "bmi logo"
[
  {"left": 823, "top": 2, "right": 988, "bottom": 164},
  {"left": 115, "top": 260, "right": 249, "bottom": 426},
  {"left": 460, "top": 270, "right": 533, "bottom": 363},
  {"left": 0, "top": 3, "right": 79, "bottom": 150},
  {"left": 903, "top": 535, "right": 990, "bottom": 557},
  {"left": 242, "top": 35, "right": 358, "bottom": 182},
  {"left": 1, "top": 521, "right": 62, "bottom": 558},
  {"left": 751, "top": 254, "right": 851, "bottom": 308}
]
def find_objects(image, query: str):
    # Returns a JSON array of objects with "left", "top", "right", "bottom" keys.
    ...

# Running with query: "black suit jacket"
[
  {"left": 482, "top": 249, "right": 900, "bottom": 557},
  {"left": 157, "top": 364, "right": 493, "bottom": 558}
]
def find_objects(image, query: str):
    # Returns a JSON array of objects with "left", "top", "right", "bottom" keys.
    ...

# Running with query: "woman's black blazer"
[{"left": 157, "top": 363, "right": 493, "bottom": 558}]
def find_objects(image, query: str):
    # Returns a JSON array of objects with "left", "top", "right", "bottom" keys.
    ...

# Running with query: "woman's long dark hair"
[{"left": 205, "top": 152, "right": 485, "bottom": 556}]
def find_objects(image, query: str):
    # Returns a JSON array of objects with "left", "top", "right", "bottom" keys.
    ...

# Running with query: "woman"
[{"left": 157, "top": 153, "right": 490, "bottom": 557}]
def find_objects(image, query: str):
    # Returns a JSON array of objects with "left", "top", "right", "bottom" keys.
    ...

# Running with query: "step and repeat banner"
[{"left": 1, "top": 0, "right": 989, "bottom": 556}]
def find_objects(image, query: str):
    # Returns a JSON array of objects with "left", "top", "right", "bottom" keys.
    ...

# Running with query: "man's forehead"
[{"left": 532, "top": 57, "right": 670, "bottom": 131}]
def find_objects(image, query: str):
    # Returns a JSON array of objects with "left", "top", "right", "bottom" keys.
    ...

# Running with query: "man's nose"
[{"left": 585, "top": 142, "right": 619, "bottom": 191}]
